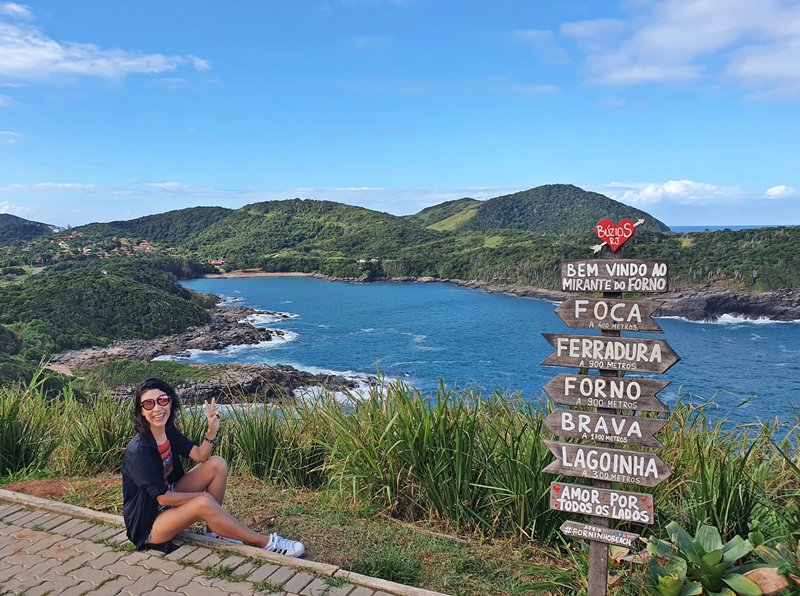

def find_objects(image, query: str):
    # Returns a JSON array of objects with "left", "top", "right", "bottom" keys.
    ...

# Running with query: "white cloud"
[
  {"left": 509, "top": 83, "right": 559, "bottom": 95},
  {"left": 485, "top": 77, "right": 559, "bottom": 95},
  {"left": 33, "top": 182, "right": 97, "bottom": 190},
  {"left": 138, "top": 181, "right": 190, "bottom": 192},
  {"left": 764, "top": 185, "right": 797, "bottom": 199},
  {"left": 561, "top": 19, "right": 627, "bottom": 52},
  {"left": 0, "top": 129, "right": 21, "bottom": 143},
  {"left": 188, "top": 55, "right": 211, "bottom": 71},
  {"left": 0, "top": 3, "right": 32, "bottom": 20},
  {"left": 2, "top": 182, "right": 97, "bottom": 190},
  {"left": 0, "top": 12, "right": 209, "bottom": 80},
  {"left": 602, "top": 179, "right": 742, "bottom": 205},
  {"left": 332, "top": 186, "right": 385, "bottom": 191},
  {"left": 562, "top": 0, "right": 800, "bottom": 98},
  {"left": 514, "top": 29, "right": 570, "bottom": 64},
  {"left": 0, "top": 93, "right": 12, "bottom": 106},
  {"left": 0, "top": 200, "right": 32, "bottom": 215}
]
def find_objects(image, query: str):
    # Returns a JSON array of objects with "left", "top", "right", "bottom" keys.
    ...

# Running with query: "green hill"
[
  {"left": 180, "top": 199, "right": 442, "bottom": 274},
  {"left": 0, "top": 257, "right": 213, "bottom": 353},
  {"left": 464, "top": 185, "right": 669, "bottom": 234},
  {"left": 0, "top": 214, "right": 55, "bottom": 246},
  {"left": 405, "top": 198, "right": 481, "bottom": 230},
  {"left": 78, "top": 206, "right": 234, "bottom": 245},
  {"left": 5, "top": 185, "right": 796, "bottom": 295}
]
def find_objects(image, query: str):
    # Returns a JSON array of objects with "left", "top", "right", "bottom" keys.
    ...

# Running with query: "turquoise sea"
[{"left": 181, "top": 277, "right": 799, "bottom": 427}]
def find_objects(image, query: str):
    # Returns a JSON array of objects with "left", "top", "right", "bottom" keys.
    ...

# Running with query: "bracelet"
[{"left": 204, "top": 436, "right": 218, "bottom": 446}]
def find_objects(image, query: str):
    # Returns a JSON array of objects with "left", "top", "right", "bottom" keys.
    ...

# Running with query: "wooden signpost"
[
  {"left": 543, "top": 374, "right": 670, "bottom": 412},
  {"left": 550, "top": 482, "right": 654, "bottom": 524},
  {"left": 544, "top": 410, "right": 667, "bottom": 447},
  {"left": 543, "top": 441, "right": 672, "bottom": 486},
  {"left": 555, "top": 297, "right": 664, "bottom": 332},
  {"left": 540, "top": 219, "right": 678, "bottom": 595},
  {"left": 541, "top": 334, "right": 680, "bottom": 374},
  {"left": 559, "top": 521, "right": 640, "bottom": 548},
  {"left": 561, "top": 259, "right": 669, "bottom": 293}
]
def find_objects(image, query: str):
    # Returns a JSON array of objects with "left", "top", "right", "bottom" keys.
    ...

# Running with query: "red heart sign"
[
  {"left": 595, "top": 218, "right": 636, "bottom": 252},
  {"left": 553, "top": 485, "right": 562, "bottom": 492}
]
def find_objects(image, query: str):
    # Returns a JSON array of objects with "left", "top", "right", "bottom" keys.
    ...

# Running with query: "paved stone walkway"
[{"left": 0, "top": 495, "right": 445, "bottom": 596}]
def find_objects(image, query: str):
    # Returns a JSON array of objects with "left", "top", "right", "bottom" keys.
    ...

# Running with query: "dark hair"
[{"left": 132, "top": 378, "right": 181, "bottom": 439}]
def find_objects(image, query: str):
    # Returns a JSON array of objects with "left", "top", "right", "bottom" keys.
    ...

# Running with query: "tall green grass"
[
  {"left": 314, "top": 381, "right": 562, "bottom": 541},
  {"left": 1, "top": 367, "right": 797, "bottom": 551},
  {"left": 0, "top": 370, "right": 63, "bottom": 476},
  {"left": 67, "top": 389, "right": 133, "bottom": 473},
  {"left": 657, "top": 397, "right": 798, "bottom": 541}
]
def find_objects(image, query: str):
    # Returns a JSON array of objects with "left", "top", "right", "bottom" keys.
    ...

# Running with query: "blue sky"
[{"left": 1, "top": 0, "right": 798, "bottom": 228}]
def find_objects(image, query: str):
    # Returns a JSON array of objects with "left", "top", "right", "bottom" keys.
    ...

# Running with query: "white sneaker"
[
  {"left": 203, "top": 528, "right": 244, "bottom": 544},
  {"left": 263, "top": 532, "right": 304, "bottom": 557}
]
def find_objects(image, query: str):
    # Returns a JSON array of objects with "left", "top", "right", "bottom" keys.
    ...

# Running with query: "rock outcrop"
[
  {"left": 50, "top": 306, "right": 289, "bottom": 370},
  {"left": 658, "top": 288, "right": 800, "bottom": 322},
  {"left": 110, "top": 362, "right": 365, "bottom": 405},
  {"left": 49, "top": 305, "right": 372, "bottom": 403}
]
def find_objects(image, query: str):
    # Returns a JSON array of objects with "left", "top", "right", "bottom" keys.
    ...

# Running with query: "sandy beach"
[{"left": 203, "top": 270, "right": 312, "bottom": 279}]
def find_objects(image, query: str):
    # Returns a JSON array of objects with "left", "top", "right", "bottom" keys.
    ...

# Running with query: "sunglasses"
[{"left": 140, "top": 394, "right": 172, "bottom": 410}]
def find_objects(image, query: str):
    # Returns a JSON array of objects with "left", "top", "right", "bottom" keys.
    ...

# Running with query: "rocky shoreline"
[
  {"left": 447, "top": 280, "right": 800, "bottom": 322},
  {"left": 206, "top": 271, "right": 800, "bottom": 321},
  {"left": 253, "top": 271, "right": 799, "bottom": 322},
  {"left": 49, "top": 305, "right": 368, "bottom": 404},
  {"left": 48, "top": 277, "right": 798, "bottom": 403}
]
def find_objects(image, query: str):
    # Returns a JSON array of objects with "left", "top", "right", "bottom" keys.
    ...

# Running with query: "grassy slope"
[{"left": 404, "top": 197, "right": 481, "bottom": 228}]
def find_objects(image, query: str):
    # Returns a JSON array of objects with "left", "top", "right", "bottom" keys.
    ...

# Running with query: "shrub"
[{"left": 0, "top": 370, "right": 64, "bottom": 475}]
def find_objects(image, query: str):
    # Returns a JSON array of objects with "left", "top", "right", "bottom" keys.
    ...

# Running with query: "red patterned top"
[{"left": 157, "top": 439, "right": 173, "bottom": 486}]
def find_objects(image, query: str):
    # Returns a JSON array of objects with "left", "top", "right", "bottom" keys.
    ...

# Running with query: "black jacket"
[{"left": 121, "top": 426, "right": 196, "bottom": 550}]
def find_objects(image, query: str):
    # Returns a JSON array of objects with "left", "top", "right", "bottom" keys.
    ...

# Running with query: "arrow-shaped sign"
[
  {"left": 555, "top": 298, "right": 664, "bottom": 333},
  {"left": 561, "top": 259, "right": 669, "bottom": 294},
  {"left": 550, "top": 482, "right": 655, "bottom": 525},
  {"left": 560, "top": 521, "right": 640, "bottom": 548},
  {"left": 541, "top": 333, "right": 680, "bottom": 374},
  {"left": 543, "top": 374, "right": 670, "bottom": 413},
  {"left": 545, "top": 410, "right": 667, "bottom": 448},
  {"left": 591, "top": 218, "right": 645, "bottom": 254},
  {"left": 543, "top": 440, "right": 673, "bottom": 487}
]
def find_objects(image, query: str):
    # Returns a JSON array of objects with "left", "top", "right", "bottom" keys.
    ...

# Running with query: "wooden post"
[
  {"left": 587, "top": 286, "right": 621, "bottom": 596},
  {"left": 543, "top": 224, "right": 676, "bottom": 595}
]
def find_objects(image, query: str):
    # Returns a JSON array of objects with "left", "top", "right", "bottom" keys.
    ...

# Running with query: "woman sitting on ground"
[{"left": 121, "top": 377, "right": 304, "bottom": 556}]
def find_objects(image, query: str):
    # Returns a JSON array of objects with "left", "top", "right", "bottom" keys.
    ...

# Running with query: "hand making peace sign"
[{"left": 203, "top": 397, "right": 221, "bottom": 437}]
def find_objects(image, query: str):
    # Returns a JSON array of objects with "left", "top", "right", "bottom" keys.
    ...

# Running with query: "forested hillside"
[
  {"left": 0, "top": 256, "right": 215, "bottom": 379},
  {"left": 1, "top": 185, "right": 797, "bottom": 295},
  {"left": 181, "top": 199, "right": 443, "bottom": 273},
  {"left": 463, "top": 185, "right": 669, "bottom": 234},
  {"left": 0, "top": 213, "right": 55, "bottom": 245},
  {"left": 0, "top": 185, "right": 797, "bottom": 381},
  {"left": 78, "top": 206, "right": 234, "bottom": 245}
]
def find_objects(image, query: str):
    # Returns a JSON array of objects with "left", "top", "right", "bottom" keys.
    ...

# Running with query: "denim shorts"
[
  {"left": 157, "top": 483, "right": 176, "bottom": 513},
  {"left": 147, "top": 483, "right": 176, "bottom": 544}
]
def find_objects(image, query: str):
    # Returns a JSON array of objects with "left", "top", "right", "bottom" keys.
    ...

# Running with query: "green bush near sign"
[{"left": 645, "top": 522, "right": 762, "bottom": 596}]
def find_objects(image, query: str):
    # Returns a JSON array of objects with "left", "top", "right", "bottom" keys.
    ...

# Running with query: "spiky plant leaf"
[
  {"left": 667, "top": 522, "right": 697, "bottom": 557},
  {"left": 697, "top": 525, "right": 725, "bottom": 553},
  {"left": 701, "top": 548, "right": 725, "bottom": 567},
  {"left": 723, "top": 535, "right": 754, "bottom": 565},
  {"left": 721, "top": 572, "right": 762, "bottom": 595}
]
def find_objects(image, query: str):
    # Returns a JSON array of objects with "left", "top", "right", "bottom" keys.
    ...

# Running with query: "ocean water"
[
  {"left": 670, "top": 225, "right": 788, "bottom": 232},
  {"left": 181, "top": 277, "right": 799, "bottom": 427}
]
